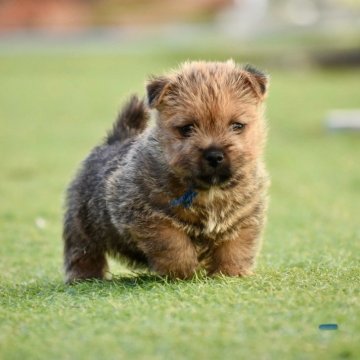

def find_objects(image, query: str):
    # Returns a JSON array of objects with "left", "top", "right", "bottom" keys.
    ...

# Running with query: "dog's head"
[{"left": 147, "top": 60, "right": 269, "bottom": 190}]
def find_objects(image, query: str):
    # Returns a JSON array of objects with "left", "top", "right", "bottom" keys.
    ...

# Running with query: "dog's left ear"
[
  {"left": 242, "top": 64, "right": 269, "bottom": 99},
  {"left": 146, "top": 76, "right": 171, "bottom": 109}
]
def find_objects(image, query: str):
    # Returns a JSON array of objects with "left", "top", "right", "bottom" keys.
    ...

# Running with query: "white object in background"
[
  {"left": 326, "top": 110, "right": 360, "bottom": 131},
  {"left": 35, "top": 217, "right": 47, "bottom": 229}
]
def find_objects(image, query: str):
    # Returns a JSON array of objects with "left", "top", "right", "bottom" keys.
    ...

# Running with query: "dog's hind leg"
[{"left": 63, "top": 217, "right": 108, "bottom": 283}]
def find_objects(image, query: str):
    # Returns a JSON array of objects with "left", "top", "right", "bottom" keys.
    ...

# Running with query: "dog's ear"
[
  {"left": 146, "top": 76, "right": 171, "bottom": 109},
  {"left": 242, "top": 64, "right": 269, "bottom": 99}
]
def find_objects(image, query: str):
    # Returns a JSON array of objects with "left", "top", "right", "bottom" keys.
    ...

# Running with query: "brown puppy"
[{"left": 63, "top": 60, "right": 270, "bottom": 282}]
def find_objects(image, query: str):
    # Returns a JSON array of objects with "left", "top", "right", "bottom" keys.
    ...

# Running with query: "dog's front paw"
[
  {"left": 151, "top": 257, "right": 199, "bottom": 280},
  {"left": 209, "top": 265, "right": 254, "bottom": 277}
]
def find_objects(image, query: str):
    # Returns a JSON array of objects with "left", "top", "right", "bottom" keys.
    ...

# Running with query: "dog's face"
[{"left": 147, "top": 60, "right": 269, "bottom": 190}]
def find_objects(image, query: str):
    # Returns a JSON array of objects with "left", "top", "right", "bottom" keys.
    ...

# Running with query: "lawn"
[{"left": 0, "top": 52, "right": 359, "bottom": 360}]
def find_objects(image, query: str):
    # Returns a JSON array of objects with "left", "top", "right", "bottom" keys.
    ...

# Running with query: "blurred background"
[{"left": 0, "top": 0, "right": 359, "bottom": 67}]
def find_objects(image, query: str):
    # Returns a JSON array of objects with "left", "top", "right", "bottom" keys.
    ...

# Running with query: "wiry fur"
[{"left": 63, "top": 60, "right": 270, "bottom": 282}]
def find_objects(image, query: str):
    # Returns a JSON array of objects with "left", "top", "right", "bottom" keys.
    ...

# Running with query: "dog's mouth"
[{"left": 194, "top": 169, "right": 232, "bottom": 190}]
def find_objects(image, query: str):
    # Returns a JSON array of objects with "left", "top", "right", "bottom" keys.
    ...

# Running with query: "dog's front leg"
[
  {"left": 134, "top": 222, "right": 199, "bottom": 279},
  {"left": 208, "top": 227, "right": 262, "bottom": 277}
]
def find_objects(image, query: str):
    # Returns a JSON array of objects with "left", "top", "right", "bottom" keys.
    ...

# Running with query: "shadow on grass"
[
  {"left": 66, "top": 271, "right": 211, "bottom": 290},
  {"left": 1, "top": 272, "right": 206, "bottom": 302}
]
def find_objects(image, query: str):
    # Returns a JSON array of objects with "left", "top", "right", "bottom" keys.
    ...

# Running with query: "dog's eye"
[
  {"left": 178, "top": 124, "right": 195, "bottom": 137},
  {"left": 230, "top": 122, "right": 246, "bottom": 132}
]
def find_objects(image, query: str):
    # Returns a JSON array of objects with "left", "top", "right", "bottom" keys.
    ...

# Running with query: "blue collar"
[{"left": 169, "top": 188, "right": 198, "bottom": 208}]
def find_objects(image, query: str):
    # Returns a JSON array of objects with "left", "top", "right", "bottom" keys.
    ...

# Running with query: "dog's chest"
[
  {"left": 170, "top": 188, "right": 247, "bottom": 240},
  {"left": 188, "top": 200, "right": 237, "bottom": 240},
  {"left": 202, "top": 206, "right": 227, "bottom": 235}
]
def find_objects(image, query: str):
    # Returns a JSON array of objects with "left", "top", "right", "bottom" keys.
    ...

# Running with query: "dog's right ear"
[{"left": 146, "top": 76, "right": 170, "bottom": 109}]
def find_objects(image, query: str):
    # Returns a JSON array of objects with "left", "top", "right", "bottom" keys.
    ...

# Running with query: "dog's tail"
[{"left": 105, "top": 95, "right": 150, "bottom": 145}]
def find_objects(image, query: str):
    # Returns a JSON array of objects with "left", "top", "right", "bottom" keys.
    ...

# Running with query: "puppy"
[{"left": 63, "top": 60, "right": 270, "bottom": 282}]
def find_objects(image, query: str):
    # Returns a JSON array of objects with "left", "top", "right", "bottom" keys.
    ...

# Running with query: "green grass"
[{"left": 0, "top": 52, "right": 359, "bottom": 360}]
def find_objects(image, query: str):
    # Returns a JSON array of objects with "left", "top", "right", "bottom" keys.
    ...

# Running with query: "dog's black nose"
[{"left": 204, "top": 149, "right": 225, "bottom": 168}]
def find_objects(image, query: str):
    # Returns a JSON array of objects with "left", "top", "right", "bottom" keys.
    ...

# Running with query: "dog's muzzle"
[{"left": 195, "top": 147, "right": 232, "bottom": 189}]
